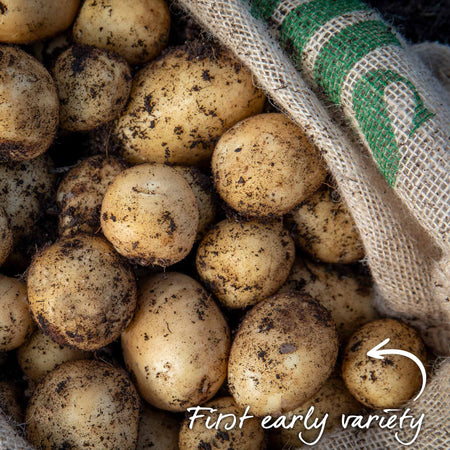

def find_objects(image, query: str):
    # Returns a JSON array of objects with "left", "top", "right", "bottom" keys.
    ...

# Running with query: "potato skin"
[
  {"left": 212, "top": 113, "right": 326, "bottom": 217},
  {"left": 228, "top": 293, "right": 338, "bottom": 416},
  {"left": 179, "top": 397, "right": 266, "bottom": 450},
  {"left": 122, "top": 272, "right": 230, "bottom": 412},
  {"left": 73, "top": 0, "right": 170, "bottom": 65},
  {"left": 57, "top": 155, "right": 126, "bottom": 237},
  {"left": 27, "top": 235, "right": 137, "bottom": 351},
  {"left": 0, "top": 46, "right": 59, "bottom": 161},
  {"left": 26, "top": 360, "right": 140, "bottom": 450},
  {"left": 0, "top": 275, "right": 34, "bottom": 352},
  {"left": 0, "top": 1, "right": 80, "bottom": 44},
  {"left": 101, "top": 164, "right": 199, "bottom": 267},
  {"left": 137, "top": 405, "right": 180, "bottom": 450},
  {"left": 0, "top": 155, "right": 55, "bottom": 241},
  {"left": 53, "top": 45, "right": 132, "bottom": 132},
  {"left": 342, "top": 319, "right": 427, "bottom": 409},
  {"left": 17, "top": 330, "right": 91, "bottom": 383},
  {"left": 279, "top": 258, "right": 378, "bottom": 343},
  {"left": 196, "top": 219, "right": 295, "bottom": 309},
  {"left": 0, "top": 206, "right": 12, "bottom": 266},
  {"left": 288, "top": 186, "right": 364, "bottom": 264},
  {"left": 113, "top": 46, "right": 265, "bottom": 165},
  {"left": 0, "top": 381, "right": 23, "bottom": 423}
]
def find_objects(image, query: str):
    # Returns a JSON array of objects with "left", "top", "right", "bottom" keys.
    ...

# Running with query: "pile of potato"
[{"left": 0, "top": 1, "right": 428, "bottom": 449}]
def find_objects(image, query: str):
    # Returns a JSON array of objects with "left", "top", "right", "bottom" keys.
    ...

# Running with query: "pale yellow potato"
[
  {"left": 288, "top": 186, "right": 364, "bottom": 264},
  {"left": 0, "top": 0, "right": 80, "bottom": 43},
  {"left": 0, "top": 155, "right": 55, "bottom": 240},
  {"left": 0, "top": 275, "right": 34, "bottom": 352},
  {"left": 0, "top": 380, "right": 22, "bottom": 423},
  {"left": 228, "top": 293, "right": 338, "bottom": 416},
  {"left": 179, "top": 397, "right": 266, "bottom": 450},
  {"left": 137, "top": 405, "right": 180, "bottom": 450},
  {"left": 26, "top": 360, "right": 140, "bottom": 450},
  {"left": 57, "top": 155, "right": 126, "bottom": 237},
  {"left": 17, "top": 330, "right": 91, "bottom": 383},
  {"left": 122, "top": 272, "right": 230, "bottom": 412},
  {"left": 0, "top": 206, "right": 13, "bottom": 266},
  {"left": 27, "top": 235, "right": 137, "bottom": 351},
  {"left": 279, "top": 258, "right": 378, "bottom": 343},
  {"left": 173, "top": 166, "right": 216, "bottom": 240},
  {"left": 0, "top": 46, "right": 58, "bottom": 161},
  {"left": 342, "top": 319, "right": 427, "bottom": 409},
  {"left": 101, "top": 164, "right": 199, "bottom": 267},
  {"left": 196, "top": 219, "right": 295, "bottom": 309},
  {"left": 53, "top": 45, "right": 132, "bottom": 132},
  {"left": 277, "top": 376, "right": 362, "bottom": 447},
  {"left": 113, "top": 46, "right": 265, "bottom": 165},
  {"left": 73, "top": 0, "right": 170, "bottom": 65},
  {"left": 212, "top": 113, "right": 326, "bottom": 217}
]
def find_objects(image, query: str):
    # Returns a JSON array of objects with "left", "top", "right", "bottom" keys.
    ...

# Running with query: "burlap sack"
[{"left": 1, "top": 1, "right": 448, "bottom": 448}]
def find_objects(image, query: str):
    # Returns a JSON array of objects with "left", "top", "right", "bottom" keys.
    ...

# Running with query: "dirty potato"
[
  {"left": 212, "top": 113, "right": 326, "bottom": 217},
  {"left": 179, "top": 397, "right": 266, "bottom": 450},
  {"left": 53, "top": 45, "right": 132, "bottom": 132},
  {"left": 0, "top": 381, "right": 23, "bottom": 423},
  {"left": 57, "top": 155, "right": 126, "bottom": 237},
  {"left": 279, "top": 258, "right": 378, "bottom": 343},
  {"left": 342, "top": 319, "right": 427, "bottom": 408},
  {"left": 0, "top": 275, "right": 34, "bottom": 352},
  {"left": 196, "top": 219, "right": 295, "bottom": 309},
  {"left": 228, "top": 292, "right": 339, "bottom": 416},
  {"left": 288, "top": 186, "right": 364, "bottom": 264},
  {"left": 0, "top": 0, "right": 80, "bottom": 43},
  {"left": 26, "top": 360, "right": 140, "bottom": 450},
  {"left": 17, "top": 330, "right": 91, "bottom": 383},
  {"left": 101, "top": 164, "right": 199, "bottom": 267},
  {"left": 0, "top": 207, "right": 13, "bottom": 266},
  {"left": 73, "top": 0, "right": 170, "bottom": 65},
  {"left": 122, "top": 272, "right": 230, "bottom": 412},
  {"left": 27, "top": 235, "right": 137, "bottom": 351},
  {"left": 113, "top": 45, "right": 265, "bottom": 165},
  {"left": 0, "top": 46, "right": 59, "bottom": 161}
]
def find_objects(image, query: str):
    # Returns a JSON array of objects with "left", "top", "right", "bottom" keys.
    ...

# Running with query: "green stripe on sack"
[
  {"left": 314, "top": 20, "right": 401, "bottom": 104},
  {"left": 279, "top": 0, "right": 369, "bottom": 66},
  {"left": 250, "top": 0, "right": 282, "bottom": 20},
  {"left": 354, "top": 70, "right": 434, "bottom": 186}
]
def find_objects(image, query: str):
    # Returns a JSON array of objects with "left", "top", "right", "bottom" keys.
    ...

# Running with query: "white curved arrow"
[{"left": 367, "top": 338, "right": 427, "bottom": 401}]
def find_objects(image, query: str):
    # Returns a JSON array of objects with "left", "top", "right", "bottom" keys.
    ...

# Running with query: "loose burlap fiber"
[{"left": 1, "top": 1, "right": 449, "bottom": 448}]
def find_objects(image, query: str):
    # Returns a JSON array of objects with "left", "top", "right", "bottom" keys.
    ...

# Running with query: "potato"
[
  {"left": 53, "top": 45, "right": 132, "bottom": 132},
  {"left": 26, "top": 360, "right": 140, "bottom": 450},
  {"left": 27, "top": 235, "right": 137, "bottom": 351},
  {"left": 137, "top": 405, "right": 180, "bottom": 450},
  {"left": 17, "top": 330, "right": 91, "bottom": 383},
  {"left": 0, "top": 155, "right": 55, "bottom": 240},
  {"left": 275, "top": 376, "right": 362, "bottom": 447},
  {"left": 228, "top": 292, "right": 338, "bottom": 416},
  {"left": 0, "top": 46, "right": 58, "bottom": 161},
  {"left": 57, "top": 155, "right": 126, "bottom": 237},
  {"left": 0, "top": 206, "right": 13, "bottom": 266},
  {"left": 0, "top": 275, "right": 34, "bottom": 352},
  {"left": 212, "top": 113, "right": 326, "bottom": 217},
  {"left": 122, "top": 272, "right": 230, "bottom": 412},
  {"left": 113, "top": 45, "right": 265, "bottom": 165},
  {"left": 173, "top": 166, "right": 216, "bottom": 240},
  {"left": 101, "top": 164, "right": 199, "bottom": 267},
  {"left": 73, "top": 0, "right": 170, "bottom": 65},
  {"left": 179, "top": 396, "right": 266, "bottom": 450},
  {"left": 288, "top": 186, "right": 364, "bottom": 264},
  {"left": 342, "top": 319, "right": 427, "bottom": 408},
  {"left": 279, "top": 258, "right": 378, "bottom": 343},
  {"left": 0, "top": 381, "right": 23, "bottom": 423},
  {"left": 196, "top": 219, "right": 295, "bottom": 309},
  {"left": 0, "top": 1, "right": 80, "bottom": 43}
]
